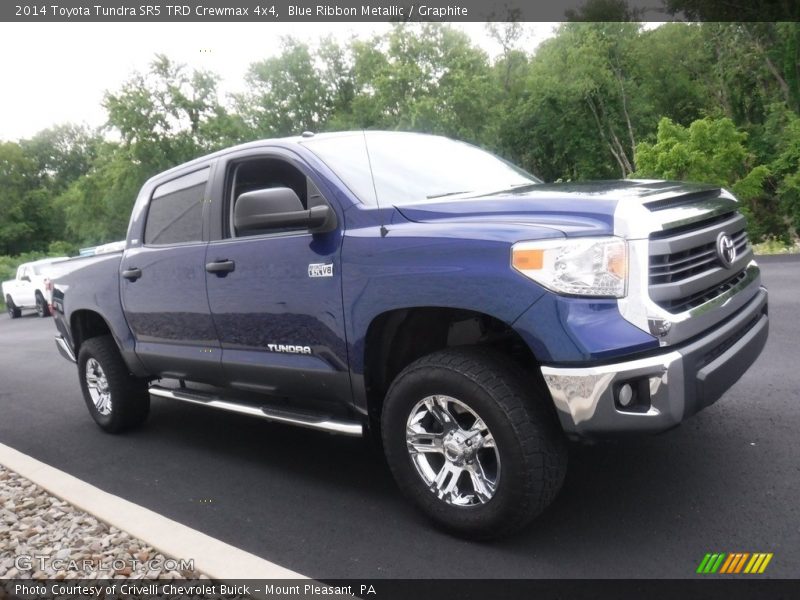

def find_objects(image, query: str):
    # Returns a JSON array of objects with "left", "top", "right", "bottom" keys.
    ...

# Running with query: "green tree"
[
  {"left": 239, "top": 38, "right": 332, "bottom": 136},
  {"left": 633, "top": 116, "right": 787, "bottom": 241},
  {"left": 633, "top": 117, "right": 749, "bottom": 184},
  {"left": 500, "top": 22, "right": 646, "bottom": 180},
  {"left": 758, "top": 104, "right": 800, "bottom": 236},
  {"left": 21, "top": 124, "right": 102, "bottom": 193},
  {"left": 347, "top": 25, "right": 496, "bottom": 143},
  {"left": 632, "top": 23, "right": 714, "bottom": 126},
  {"left": 56, "top": 142, "right": 148, "bottom": 245},
  {"left": 54, "top": 54, "right": 242, "bottom": 246},
  {"left": 104, "top": 54, "right": 234, "bottom": 169},
  {"left": 0, "top": 142, "right": 52, "bottom": 255}
]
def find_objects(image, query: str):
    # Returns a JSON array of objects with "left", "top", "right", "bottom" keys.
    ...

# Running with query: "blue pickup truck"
[{"left": 52, "top": 131, "right": 768, "bottom": 538}]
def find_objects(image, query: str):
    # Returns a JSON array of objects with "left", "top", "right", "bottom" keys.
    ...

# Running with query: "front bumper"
[{"left": 541, "top": 287, "right": 768, "bottom": 438}]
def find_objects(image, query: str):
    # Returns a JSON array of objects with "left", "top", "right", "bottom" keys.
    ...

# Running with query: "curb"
[{"left": 0, "top": 442, "right": 305, "bottom": 581}]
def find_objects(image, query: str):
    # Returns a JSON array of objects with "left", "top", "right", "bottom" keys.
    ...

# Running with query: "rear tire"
[
  {"left": 381, "top": 347, "right": 567, "bottom": 540},
  {"left": 77, "top": 335, "right": 150, "bottom": 433},
  {"left": 35, "top": 292, "right": 50, "bottom": 317},
  {"left": 6, "top": 296, "right": 21, "bottom": 319}
]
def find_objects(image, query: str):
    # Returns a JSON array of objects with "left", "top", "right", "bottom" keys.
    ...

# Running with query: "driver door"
[{"left": 204, "top": 149, "right": 351, "bottom": 407}]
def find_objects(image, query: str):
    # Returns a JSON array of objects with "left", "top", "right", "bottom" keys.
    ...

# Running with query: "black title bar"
[
  {"left": 5, "top": 578, "right": 800, "bottom": 600},
  {"left": 3, "top": 0, "right": 799, "bottom": 22}
]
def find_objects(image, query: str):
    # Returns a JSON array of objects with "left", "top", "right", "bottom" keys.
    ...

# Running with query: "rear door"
[
  {"left": 204, "top": 148, "right": 351, "bottom": 406},
  {"left": 121, "top": 167, "right": 222, "bottom": 382}
]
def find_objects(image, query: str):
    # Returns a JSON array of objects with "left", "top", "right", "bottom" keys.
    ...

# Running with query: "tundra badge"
[{"left": 266, "top": 344, "right": 312, "bottom": 355}]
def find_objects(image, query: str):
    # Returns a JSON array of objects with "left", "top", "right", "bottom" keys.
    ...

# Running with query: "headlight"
[{"left": 511, "top": 237, "right": 628, "bottom": 298}]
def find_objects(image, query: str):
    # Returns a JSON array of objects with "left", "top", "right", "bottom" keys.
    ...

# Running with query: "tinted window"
[{"left": 145, "top": 170, "right": 208, "bottom": 245}]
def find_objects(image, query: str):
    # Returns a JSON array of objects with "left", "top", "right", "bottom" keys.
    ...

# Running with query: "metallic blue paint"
[
  {"left": 51, "top": 252, "right": 149, "bottom": 377},
  {"left": 395, "top": 194, "right": 615, "bottom": 237},
  {"left": 122, "top": 243, "right": 223, "bottom": 381},
  {"left": 53, "top": 133, "right": 666, "bottom": 417},
  {"left": 512, "top": 295, "right": 659, "bottom": 364}
]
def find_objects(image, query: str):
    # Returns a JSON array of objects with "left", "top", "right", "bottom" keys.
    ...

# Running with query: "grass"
[{"left": 751, "top": 238, "right": 800, "bottom": 255}]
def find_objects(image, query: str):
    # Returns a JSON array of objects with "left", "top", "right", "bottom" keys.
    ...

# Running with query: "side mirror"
[
  {"left": 20, "top": 275, "right": 30, "bottom": 282},
  {"left": 234, "top": 187, "right": 336, "bottom": 234}
]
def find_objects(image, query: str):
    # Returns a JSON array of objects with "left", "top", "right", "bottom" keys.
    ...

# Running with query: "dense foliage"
[{"left": 1, "top": 21, "right": 799, "bottom": 266}]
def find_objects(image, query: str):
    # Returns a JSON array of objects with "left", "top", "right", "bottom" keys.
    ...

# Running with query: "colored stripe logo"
[{"left": 696, "top": 552, "right": 773, "bottom": 574}]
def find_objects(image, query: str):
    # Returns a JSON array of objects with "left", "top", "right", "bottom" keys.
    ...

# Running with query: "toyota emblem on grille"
[{"left": 716, "top": 232, "right": 736, "bottom": 268}]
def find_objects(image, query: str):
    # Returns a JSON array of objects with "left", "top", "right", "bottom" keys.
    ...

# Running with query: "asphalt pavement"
[{"left": 1, "top": 256, "right": 798, "bottom": 579}]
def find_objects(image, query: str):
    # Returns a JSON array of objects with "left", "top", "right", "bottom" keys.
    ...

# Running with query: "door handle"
[
  {"left": 205, "top": 260, "right": 235, "bottom": 276},
  {"left": 122, "top": 267, "right": 142, "bottom": 281}
]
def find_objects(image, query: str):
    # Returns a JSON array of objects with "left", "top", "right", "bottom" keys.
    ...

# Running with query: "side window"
[
  {"left": 227, "top": 158, "right": 316, "bottom": 238},
  {"left": 145, "top": 168, "right": 209, "bottom": 246}
]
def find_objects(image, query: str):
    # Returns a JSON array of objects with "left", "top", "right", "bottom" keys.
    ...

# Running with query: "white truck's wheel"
[{"left": 6, "top": 296, "right": 21, "bottom": 319}]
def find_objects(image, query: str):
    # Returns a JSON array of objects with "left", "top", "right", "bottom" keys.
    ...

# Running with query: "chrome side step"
[
  {"left": 148, "top": 385, "right": 363, "bottom": 437},
  {"left": 55, "top": 336, "right": 77, "bottom": 363}
]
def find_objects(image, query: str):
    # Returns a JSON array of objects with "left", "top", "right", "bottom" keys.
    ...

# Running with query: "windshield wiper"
[
  {"left": 426, "top": 190, "right": 474, "bottom": 199},
  {"left": 471, "top": 182, "right": 541, "bottom": 197}
]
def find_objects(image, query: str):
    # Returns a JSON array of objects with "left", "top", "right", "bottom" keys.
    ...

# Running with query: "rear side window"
[{"left": 145, "top": 168, "right": 209, "bottom": 245}]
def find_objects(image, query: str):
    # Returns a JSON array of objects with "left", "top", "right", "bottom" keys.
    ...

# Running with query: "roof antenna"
[{"left": 362, "top": 130, "right": 388, "bottom": 238}]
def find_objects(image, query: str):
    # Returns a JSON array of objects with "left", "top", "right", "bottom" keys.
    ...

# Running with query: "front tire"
[
  {"left": 6, "top": 296, "right": 21, "bottom": 319},
  {"left": 381, "top": 347, "right": 567, "bottom": 540},
  {"left": 77, "top": 335, "right": 150, "bottom": 433}
]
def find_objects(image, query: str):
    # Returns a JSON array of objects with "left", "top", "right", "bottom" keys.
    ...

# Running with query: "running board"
[{"left": 148, "top": 385, "right": 363, "bottom": 437}]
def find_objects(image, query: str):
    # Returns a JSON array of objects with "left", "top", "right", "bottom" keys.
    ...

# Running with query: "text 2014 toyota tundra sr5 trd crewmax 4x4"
[{"left": 52, "top": 132, "right": 768, "bottom": 538}]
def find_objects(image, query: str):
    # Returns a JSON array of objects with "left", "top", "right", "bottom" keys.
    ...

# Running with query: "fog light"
[{"left": 618, "top": 383, "right": 634, "bottom": 407}]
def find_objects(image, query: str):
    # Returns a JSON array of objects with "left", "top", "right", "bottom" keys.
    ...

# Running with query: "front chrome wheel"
[
  {"left": 85, "top": 358, "right": 112, "bottom": 416},
  {"left": 406, "top": 395, "right": 500, "bottom": 506}
]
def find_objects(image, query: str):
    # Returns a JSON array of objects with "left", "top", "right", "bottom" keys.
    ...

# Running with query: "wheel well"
[
  {"left": 364, "top": 308, "right": 542, "bottom": 421},
  {"left": 71, "top": 310, "right": 112, "bottom": 353}
]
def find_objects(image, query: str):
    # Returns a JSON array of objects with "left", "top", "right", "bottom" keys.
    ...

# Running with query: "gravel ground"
[{"left": 0, "top": 464, "right": 206, "bottom": 581}]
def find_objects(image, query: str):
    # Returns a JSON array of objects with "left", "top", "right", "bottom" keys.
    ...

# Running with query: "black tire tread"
[
  {"left": 382, "top": 346, "right": 567, "bottom": 539},
  {"left": 78, "top": 335, "right": 150, "bottom": 433},
  {"left": 35, "top": 292, "right": 50, "bottom": 317},
  {"left": 6, "top": 296, "right": 21, "bottom": 319}
]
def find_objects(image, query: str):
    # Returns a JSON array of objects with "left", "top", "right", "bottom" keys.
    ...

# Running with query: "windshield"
[{"left": 302, "top": 132, "right": 540, "bottom": 206}]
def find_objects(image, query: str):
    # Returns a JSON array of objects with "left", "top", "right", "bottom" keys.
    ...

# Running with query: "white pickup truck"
[{"left": 2, "top": 257, "right": 69, "bottom": 318}]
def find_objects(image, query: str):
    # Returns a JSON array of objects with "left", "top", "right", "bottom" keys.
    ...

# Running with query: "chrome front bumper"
[{"left": 541, "top": 288, "right": 768, "bottom": 438}]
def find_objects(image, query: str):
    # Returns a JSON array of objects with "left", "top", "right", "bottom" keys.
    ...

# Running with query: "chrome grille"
[{"left": 648, "top": 212, "right": 752, "bottom": 313}]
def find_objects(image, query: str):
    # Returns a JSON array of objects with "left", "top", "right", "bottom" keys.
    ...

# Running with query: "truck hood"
[{"left": 395, "top": 180, "right": 722, "bottom": 237}]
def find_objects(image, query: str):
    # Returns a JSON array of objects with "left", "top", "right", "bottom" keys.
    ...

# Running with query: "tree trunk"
[
  {"left": 612, "top": 63, "right": 637, "bottom": 166},
  {"left": 586, "top": 97, "right": 628, "bottom": 178},
  {"left": 742, "top": 25, "right": 792, "bottom": 106},
  {"left": 596, "top": 93, "right": 634, "bottom": 176}
]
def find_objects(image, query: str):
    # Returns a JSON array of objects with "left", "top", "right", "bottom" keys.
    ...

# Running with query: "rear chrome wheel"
[
  {"left": 78, "top": 335, "right": 150, "bottom": 433},
  {"left": 406, "top": 395, "right": 500, "bottom": 506},
  {"left": 85, "top": 358, "right": 112, "bottom": 416}
]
